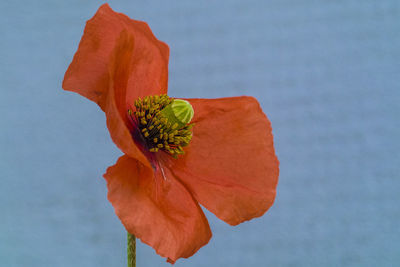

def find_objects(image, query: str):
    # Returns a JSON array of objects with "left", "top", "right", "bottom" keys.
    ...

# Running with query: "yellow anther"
[{"left": 131, "top": 94, "right": 193, "bottom": 158}]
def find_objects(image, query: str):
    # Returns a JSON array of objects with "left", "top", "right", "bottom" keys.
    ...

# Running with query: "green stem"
[{"left": 127, "top": 233, "right": 136, "bottom": 267}]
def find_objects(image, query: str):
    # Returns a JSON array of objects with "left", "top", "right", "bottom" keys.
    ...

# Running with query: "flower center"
[{"left": 128, "top": 94, "right": 194, "bottom": 157}]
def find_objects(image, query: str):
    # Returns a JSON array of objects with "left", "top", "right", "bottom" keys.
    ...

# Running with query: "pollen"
[{"left": 128, "top": 94, "right": 194, "bottom": 157}]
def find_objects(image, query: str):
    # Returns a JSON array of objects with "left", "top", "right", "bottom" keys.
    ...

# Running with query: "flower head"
[{"left": 63, "top": 4, "right": 279, "bottom": 264}]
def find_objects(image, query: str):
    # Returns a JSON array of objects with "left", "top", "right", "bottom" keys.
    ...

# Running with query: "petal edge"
[
  {"left": 104, "top": 155, "right": 212, "bottom": 263},
  {"left": 168, "top": 96, "right": 279, "bottom": 226}
]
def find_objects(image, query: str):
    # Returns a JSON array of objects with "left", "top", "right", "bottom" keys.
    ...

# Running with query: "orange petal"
[
  {"left": 62, "top": 4, "right": 169, "bottom": 168},
  {"left": 104, "top": 31, "right": 149, "bottom": 168},
  {"left": 166, "top": 96, "right": 279, "bottom": 226},
  {"left": 62, "top": 3, "right": 169, "bottom": 108},
  {"left": 104, "top": 155, "right": 212, "bottom": 263}
]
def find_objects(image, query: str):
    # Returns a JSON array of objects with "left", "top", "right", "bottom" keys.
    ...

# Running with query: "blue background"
[{"left": 1, "top": 0, "right": 399, "bottom": 266}]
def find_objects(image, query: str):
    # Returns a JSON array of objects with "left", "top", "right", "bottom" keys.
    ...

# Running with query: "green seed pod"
[
  {"left": 161, "top": 99, "right": 194, "bottom": 126},
  {"left": 171, "top": 99, "right": 194, "bottom": 124}
]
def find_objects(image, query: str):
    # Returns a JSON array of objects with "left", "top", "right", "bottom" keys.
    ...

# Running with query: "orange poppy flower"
[{"left": 63, "top": 3, "right": 279, "bottom": 264}]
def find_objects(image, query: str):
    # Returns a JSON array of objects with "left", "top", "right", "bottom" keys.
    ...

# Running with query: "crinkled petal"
[
  {"left": 104, "top": 155, "right": 212, "bottom": 263},
  {"left": 62, "top": 3, "right": 169, "bottom": 108},
  {"left": 62, "top": 4, "right": 169, "bottom": 168},
  {"left": 104, "top": 31, "right": 150, "bottom": 168},
  {"left": 166, "top": 96, "right": 279, "bottom": 226}
]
